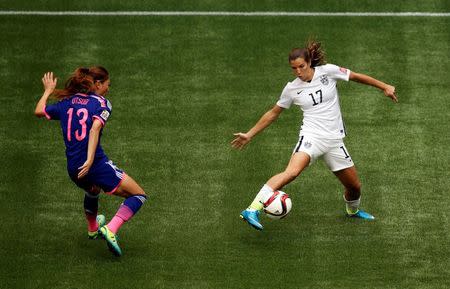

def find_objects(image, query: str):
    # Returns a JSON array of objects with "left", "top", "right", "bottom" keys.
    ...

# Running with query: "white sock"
[
  {"left": 248, "top": 184, "right": 274, "bottom": 211},
  {"left": 343, "top": 195, "right": 360, "bottom": 215}
]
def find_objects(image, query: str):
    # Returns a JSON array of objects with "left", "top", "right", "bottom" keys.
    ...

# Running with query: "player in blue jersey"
[{"left": 34, "top": 67, "right": 147, "bottom": 256}]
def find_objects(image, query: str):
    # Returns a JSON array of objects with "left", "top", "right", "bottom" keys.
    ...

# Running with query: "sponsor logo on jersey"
[
  {"left": 339, "top": 67, "right": 348, "bottom": 74},
  {"left": 100, "top": 110, "right": 110, "bottom": 121},
  {"left": 320, "top": 75, "right": 329, "bottom": 85}
]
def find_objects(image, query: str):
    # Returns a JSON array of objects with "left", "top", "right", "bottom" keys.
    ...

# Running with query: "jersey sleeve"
[
  {"left": 44, "top": 103, "right": 60, "bottom": 120},
  {"left": 324, "top": 64, "right": 351, "bottom": 82},
  {"left": 276, "top": 83, "right": 293, "bottom": 109},
  {"left": 92, "top": 99, "right": 112, "bottom": 127}
]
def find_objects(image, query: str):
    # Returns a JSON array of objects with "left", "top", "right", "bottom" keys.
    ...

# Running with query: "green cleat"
[
  {"left": 99, "top": 225, "right": 122, "bottom": 257},
  {"left": 87, "top": 214, "right": 106, "bottom": 239}
]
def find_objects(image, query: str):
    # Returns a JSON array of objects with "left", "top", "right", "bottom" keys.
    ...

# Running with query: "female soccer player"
[
  {"left": 232, "top": 40, "right": 397, "bottom": 230},
  {"left": 35, "top": 67, "right": 147, "bottom": 256}
]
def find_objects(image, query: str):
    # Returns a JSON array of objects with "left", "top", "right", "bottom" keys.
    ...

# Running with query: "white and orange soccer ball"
[{"left": 263, "top": 191, "right": 292, "bottom": 219}]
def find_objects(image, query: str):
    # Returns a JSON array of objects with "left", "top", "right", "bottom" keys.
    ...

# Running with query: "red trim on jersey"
[{"left": 43, "top": 105, "right": 51, "bottom": 120}]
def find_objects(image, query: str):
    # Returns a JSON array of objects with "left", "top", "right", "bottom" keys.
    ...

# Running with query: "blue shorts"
[{"left": 69, "top": 159, "right": 126, "bottom": 194}]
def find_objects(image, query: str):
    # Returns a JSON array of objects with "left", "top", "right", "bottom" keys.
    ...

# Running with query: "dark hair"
[
  {"left": 288, "top": 39, "right": 326, "bottom": 67},
  {"left": 88, "top": 66, "right": 109, "bottom": 83},
  {"left": 51, "top": 66, "right": 109, "bottom": 100}
]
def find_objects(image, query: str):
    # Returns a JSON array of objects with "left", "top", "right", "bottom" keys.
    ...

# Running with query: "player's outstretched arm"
[
  {"left": 349, "top": 71, "right": 398, "bottom": 103},
  {"left": 35, "top": 72, "right": 57, "bottom": 117},
  {"left": 231, "top": 105, "right": 284, "bottom": 150},
  {"left": 78, "top": 119, "right": 102, "bottom": 179}
]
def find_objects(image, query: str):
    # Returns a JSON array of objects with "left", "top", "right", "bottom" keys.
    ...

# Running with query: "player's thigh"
[
  {"left": 324, "top": 142, "right": 361, "bottom": 189},
  {"left": 70, "top": 172, "right": 101, "bottom": 195},
  {"left": 87, "top": 159, "right": 126, "bottom": 195},
  {"left": 292, "top": 135, "right": 325, "bottom": 166},
  {"left": 323, "top": 142, "right": 354, "bottom": 172},
  {"left": 285, "top": 151, "right": 311, "bottom": 176},
  {"left": 113, "top": 174, "right": 146, "bottom": 198}
]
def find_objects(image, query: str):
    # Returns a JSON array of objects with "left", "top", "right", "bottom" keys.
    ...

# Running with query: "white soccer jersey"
[{"left": 276, "top": 64, "right": 351, "bottom": 139}]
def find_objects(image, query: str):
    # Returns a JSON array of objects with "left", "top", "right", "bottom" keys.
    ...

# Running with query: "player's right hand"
[
  {"left": 231, "top": 132, "right": 251, "bottom": 150},
  {"left": 42, "top": 72, "right": 57, "bottom": 93}
]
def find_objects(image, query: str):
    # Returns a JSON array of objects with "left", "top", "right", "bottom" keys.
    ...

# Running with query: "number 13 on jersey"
[{"left": 66, "top": 108, "right": 88, "bottom": 141}]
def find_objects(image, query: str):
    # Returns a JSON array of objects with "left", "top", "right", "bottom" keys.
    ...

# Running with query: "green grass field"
[{"left": 1, "top": 1, "right": 450, "bottom": 288}]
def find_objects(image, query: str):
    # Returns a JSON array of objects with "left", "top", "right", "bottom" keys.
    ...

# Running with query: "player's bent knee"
[
  {"left": 120, "top": 175, "right": 146, "bottom": 196},
  {"left": 86, "top": 185, "right": 101, "bottom": 196},
  {"left": 353, "top": 182, "right": 361, "bottom": 193},
  {"left": 136, "top": 189, "right": 146, "bottom": 196}
]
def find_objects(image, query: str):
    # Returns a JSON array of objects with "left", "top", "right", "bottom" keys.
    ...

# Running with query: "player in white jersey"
[{"left": 232, "top": 40, "right": 398, "bottom": 230}]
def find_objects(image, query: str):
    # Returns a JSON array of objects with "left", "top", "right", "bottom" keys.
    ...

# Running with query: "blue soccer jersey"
[{"left": 44, "top": 93, "right": 112, "bottom": 173}]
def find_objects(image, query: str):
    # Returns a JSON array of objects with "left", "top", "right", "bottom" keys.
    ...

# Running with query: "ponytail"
[
  {"left": 51, "top": 67, "right": 94, "bottom": 100},
  {"left": 306, "top": 39, "right": 326, "bottom": 67},
  {"left": 288, "top": 38, "right": 326, "bottom": 67},
  {"left": 51, "top": 66, "right": 109, "bottom": 100}
]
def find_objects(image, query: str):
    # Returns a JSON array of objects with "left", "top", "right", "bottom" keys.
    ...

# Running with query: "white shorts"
[{"left": 292, "top": 135, "right": 354, "bottom": 172}]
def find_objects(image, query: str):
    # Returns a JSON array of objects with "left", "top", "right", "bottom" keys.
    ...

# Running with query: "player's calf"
[{"left": 107, "top": 194, "right": 147, "bottom": 234}]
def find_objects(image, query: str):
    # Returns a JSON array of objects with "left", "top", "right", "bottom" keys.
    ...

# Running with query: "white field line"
[{"left": 0, "top": 11, "right": 449, "bottom": 17}]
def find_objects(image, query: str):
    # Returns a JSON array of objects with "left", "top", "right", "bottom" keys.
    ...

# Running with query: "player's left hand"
[
  {"left": 384, "top": 85, "right": 398, "bottom": 103},
  {"left": 78, "top": 160, "right": 93, "bottom": 179}
]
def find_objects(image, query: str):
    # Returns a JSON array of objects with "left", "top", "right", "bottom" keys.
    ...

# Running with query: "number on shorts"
[{"left": 340, "top": 146, "right": 350, "bottom": 159}]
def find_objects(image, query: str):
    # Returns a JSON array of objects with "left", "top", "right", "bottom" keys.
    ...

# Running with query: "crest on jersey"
[
  {"left": 304, "top": 141, "right": 312, "bottom": 148},
  {"left": 100, "top": 110, "right": 110, "bottom": 121},
  {"left": 320, "top": 75, "right": 329, "bottom": 85}
]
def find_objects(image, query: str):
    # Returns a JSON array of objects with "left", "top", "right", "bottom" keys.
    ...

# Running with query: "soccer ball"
[{"left": 263, "top": 191, "right": 292, "bottom": 219}]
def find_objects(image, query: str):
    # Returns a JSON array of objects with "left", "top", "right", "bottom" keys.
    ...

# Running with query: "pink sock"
[
  {"left": 86, "top": 214, "right": 98, "bottom": 232},
  {"left": 107, "top": 205, "right": 134, "bottom": 234}
]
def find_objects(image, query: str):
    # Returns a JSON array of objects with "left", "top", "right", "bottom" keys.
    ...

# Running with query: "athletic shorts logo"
[
  {"left": 100, "top": 110, "right": 110, "bottom": 121},
  {"left": 320, "top": 75, "right": 329, "bottom": 85}
]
